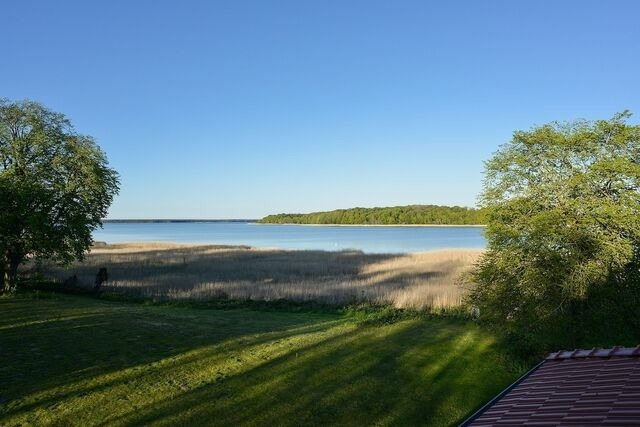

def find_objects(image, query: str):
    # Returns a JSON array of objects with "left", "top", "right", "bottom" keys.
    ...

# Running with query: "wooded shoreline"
[{"left": 252, "top": 223, "right": 486, "bottom": 227}]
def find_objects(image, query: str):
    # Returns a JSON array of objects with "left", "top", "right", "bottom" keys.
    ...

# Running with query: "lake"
[{"left": 94, "top": 222, "right": 486, "bottom": 254}]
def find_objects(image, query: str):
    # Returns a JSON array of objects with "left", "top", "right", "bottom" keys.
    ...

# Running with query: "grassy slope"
[{"left": 0, "top": 293, "right": 524, "bottom": 426}]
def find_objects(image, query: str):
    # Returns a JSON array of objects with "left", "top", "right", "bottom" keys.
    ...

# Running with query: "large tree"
[
  {"left": 0, "top": 99, "right": 119, "bottom": 292},
  {"left": 469, "top": 112, "right": 640, "bottom": 345}
]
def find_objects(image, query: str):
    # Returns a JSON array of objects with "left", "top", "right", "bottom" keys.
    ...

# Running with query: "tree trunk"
[
  {"left": 2, "top": 250, "right": 21, "bottom": 293},
  {"left": 0, "top": 259, "right": 6, "bottom": 293}
]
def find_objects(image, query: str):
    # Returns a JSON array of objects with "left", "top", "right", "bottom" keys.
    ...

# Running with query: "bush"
[{"left": 468, "top": 112, "right": 640, "bottom": 351}]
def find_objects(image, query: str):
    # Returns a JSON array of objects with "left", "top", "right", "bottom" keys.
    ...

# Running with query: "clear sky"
[{"left": 2, "top": 1, "right": 639, "bottom": 219}]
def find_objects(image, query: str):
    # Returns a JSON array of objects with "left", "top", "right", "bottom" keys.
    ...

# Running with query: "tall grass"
[{"left": 40, "top": 243, "right": 482, "bottom": 310}]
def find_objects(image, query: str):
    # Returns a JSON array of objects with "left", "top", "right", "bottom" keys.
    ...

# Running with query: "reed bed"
[{"left": 40, "top": 243, "right": 483, "bottom": 310}]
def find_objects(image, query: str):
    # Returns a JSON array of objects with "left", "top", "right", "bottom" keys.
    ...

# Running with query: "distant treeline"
[{"left": 259, "top": 205, "right": 486, "bottom": 225}]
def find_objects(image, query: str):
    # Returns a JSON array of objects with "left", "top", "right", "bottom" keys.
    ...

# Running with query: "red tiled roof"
[{"left": 462, "top": 346, "right": 640, "bottom": 426}]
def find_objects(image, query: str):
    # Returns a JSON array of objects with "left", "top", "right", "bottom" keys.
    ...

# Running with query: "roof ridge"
[{"left": 546, "top": 345, "right": 640, "bottom": 360}]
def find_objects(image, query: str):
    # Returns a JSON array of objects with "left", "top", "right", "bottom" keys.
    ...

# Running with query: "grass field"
[
  {"left": 0, "top": 292, "right": 524, "bottom": 426},
  {"left": 38, "top": 243, "right": 482, "bottom": 310}
]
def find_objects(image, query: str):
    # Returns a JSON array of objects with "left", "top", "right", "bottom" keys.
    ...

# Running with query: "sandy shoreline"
[{"left": 91, "top": 241, "right": 485, "bottom": 255}]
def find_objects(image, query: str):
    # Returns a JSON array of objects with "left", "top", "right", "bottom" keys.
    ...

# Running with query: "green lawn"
[{"left": 0, "top": 293, "right": 524, "bottom": 426}]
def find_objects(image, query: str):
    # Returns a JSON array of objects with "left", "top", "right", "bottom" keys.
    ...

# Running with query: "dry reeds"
[{"left": 40, "top": 243, "right": 482, "bottom": 310}]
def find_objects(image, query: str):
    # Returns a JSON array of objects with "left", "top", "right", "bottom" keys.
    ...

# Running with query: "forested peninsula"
[{"left": 259, "top": 205, "right": 486, "bottom": 225}]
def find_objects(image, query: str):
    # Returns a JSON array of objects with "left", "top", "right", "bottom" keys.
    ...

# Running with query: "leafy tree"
[
  {"left": 0, "top": 99, "right": 119, "bottom": 292},
  {"left": 469, "top": 112, "right": 640, "bottom": 347}
]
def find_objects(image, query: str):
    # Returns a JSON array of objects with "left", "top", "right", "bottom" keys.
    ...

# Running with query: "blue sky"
[{"left": 2, "top": 0, "right": 639, "bottom": 219}]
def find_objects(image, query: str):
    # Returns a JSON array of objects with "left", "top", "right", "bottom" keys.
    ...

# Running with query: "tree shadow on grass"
[
  {"left": 1, "top": 295, "right": 520, "bottom": 427},
  {"left": 0, "top": 295, "right": 341, "bottom": 416},
  {"left": 97, "top": 320, "right": 520, "bottom": 427}
]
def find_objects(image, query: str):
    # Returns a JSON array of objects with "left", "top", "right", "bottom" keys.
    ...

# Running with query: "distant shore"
[{"left": 252, "top": 223, "right": 486, "bottom": 227}]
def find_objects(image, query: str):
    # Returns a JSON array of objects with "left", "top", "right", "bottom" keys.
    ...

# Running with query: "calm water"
[{"left": 94, "top": 222, "right": 486, "bottom": 254}]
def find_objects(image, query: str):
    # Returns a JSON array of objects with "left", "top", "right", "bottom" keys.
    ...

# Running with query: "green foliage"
[
  {"left": 468, "top": 112, "right": 640, "bottom": 350},
  {"left": 0, "top": 99, "right": 119, "bottom": 291},
  {"left": 260, "top": 204, "right": 486, "bottom": 225}
]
